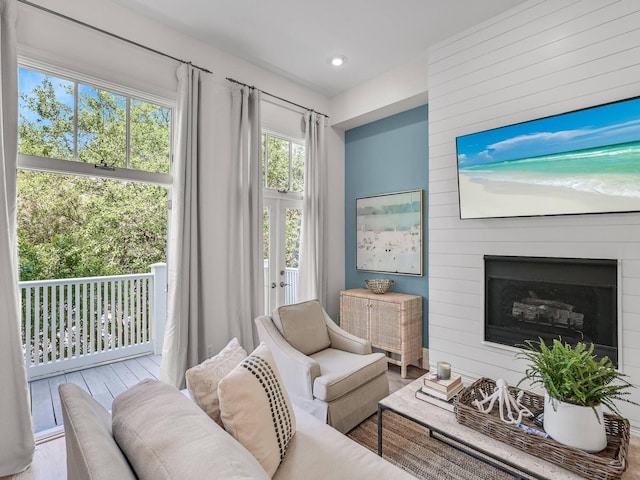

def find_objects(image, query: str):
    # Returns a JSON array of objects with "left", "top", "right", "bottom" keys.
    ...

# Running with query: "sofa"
[{"left": 59, "top": 378, "right": 414, "bottom": 480}]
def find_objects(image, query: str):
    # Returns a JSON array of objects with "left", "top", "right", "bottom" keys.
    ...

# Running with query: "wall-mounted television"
[{"left": 456, "top": 96, "right": 640, "bottom": 219}]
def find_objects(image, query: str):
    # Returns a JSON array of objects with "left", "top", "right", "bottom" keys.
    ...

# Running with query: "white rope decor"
[{"left": 473, "top": 378, "right": 534, "bottom": 425}]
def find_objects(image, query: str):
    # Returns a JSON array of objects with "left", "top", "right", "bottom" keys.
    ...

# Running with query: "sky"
[
  {"left": 18, "top": 67, "right": 156, "bottom": 130},
  {"left": 18, "top": 68, "right": 74, "bottom": 125},
  {"left": 456, "top": 97, "right": 640, "bottom": 168}
]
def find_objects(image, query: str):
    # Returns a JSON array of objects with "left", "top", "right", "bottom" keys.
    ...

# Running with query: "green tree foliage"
[
  {"left": 18, "top": 74, "right": 170, "bottom": 281},
  {"left": 264, "top": 135, "right": 304, "bottom": 193},
  {"left": 285, "top": 208, "right": 301, "bottom": 269},
  {"left": 18, "top": 76, "right": 74, "bottom": 160}
]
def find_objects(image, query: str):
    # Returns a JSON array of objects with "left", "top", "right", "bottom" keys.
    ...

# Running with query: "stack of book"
[{"left": 415, "top": 372, "right": 464, "bottom": 412}]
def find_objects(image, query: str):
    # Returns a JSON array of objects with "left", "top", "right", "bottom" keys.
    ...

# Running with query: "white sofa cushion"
[
  {"left": 273, "top": 299, "right": 331, "bottom": 355},
  {"left": 59, "top": 383, "right": 136, "bottom": 480},
  {"left": 112, "top": 379, "right": 268, "bottom": 480},
  {"left": 274, "top": 407, "right": 415, "bottom": 480},
  {"left": 185, "top": 337, "right": 247, "bottom": 425},
  {"left": 219, "top": 342, "right": 296, "bottom": 477}
]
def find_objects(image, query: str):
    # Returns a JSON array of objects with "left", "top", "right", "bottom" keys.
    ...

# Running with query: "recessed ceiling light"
[{"left": 330, "top": 55, "right": 346, "bottom": 67}]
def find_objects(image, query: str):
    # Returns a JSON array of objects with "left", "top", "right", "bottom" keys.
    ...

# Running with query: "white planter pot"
[{"left": 543, "top": 392, "right": 607, "bottom": 453}]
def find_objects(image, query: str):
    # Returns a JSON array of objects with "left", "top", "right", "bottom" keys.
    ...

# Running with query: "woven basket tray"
[
  {"left": 364, "top": 279, "right": 393, "bottom": 294},
  {"left": 455, "top": 378, "right": 630, "bottom": 480}
]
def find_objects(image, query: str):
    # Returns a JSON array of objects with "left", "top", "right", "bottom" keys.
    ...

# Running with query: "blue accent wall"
[{"left": 344, "top": 105, "right": 429, "bottom": 347}]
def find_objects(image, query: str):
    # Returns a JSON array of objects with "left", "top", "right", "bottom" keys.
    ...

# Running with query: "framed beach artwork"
[
  {"left": 456, "top": 95, "right": 640, "bottom": 219},
  {"left": 356, "top": 190, "right": 423, "bottom": 276}
]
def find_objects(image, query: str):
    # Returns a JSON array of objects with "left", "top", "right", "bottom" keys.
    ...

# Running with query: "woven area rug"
[{"left": 347, "top": 410, "right": 517, "bottom": 480}]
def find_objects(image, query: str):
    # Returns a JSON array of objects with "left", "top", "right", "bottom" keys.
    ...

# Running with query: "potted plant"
[{"left": 517, "top": 338, "right": 636, "bottom": 452}]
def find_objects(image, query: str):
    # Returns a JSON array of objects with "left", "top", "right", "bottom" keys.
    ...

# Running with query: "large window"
[
  {"left": 17, "top": 64, "right": 172, "bottom": 280},
  {"left": 17, "top": 64, "right": 173, "bottom": 387},
  {"left": 18, "top": 66, "right": 171, "bottom": 179},
  {"left": 262, "top": 132, "right": 304, "bottom": 312}
]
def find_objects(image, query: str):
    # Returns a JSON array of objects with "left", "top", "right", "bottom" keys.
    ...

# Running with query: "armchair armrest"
[
  {"left": 323, "top": 310, "right": 372, "bottom": 355},
  {"left": 254, "top": 315, "right": 321, "bottom": 400}
]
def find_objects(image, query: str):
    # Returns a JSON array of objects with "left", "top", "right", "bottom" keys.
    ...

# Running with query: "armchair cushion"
[
  {"left": 273, "top": 300, "right": 331, "bottom": 355},
  {"left": 219, "top": 342, "right": 296, "bottom": 478},
  {"left": 310, "top": 349, "right": 388, "bottom": 402}
]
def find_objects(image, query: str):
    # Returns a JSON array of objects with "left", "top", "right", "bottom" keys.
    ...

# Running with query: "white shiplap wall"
[{"left": 428, "top": 0, "right": 640, "bottom": 428}]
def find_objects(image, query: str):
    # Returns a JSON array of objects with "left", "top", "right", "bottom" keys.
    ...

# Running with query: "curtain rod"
[
  {"left": 226, "top": 77, "right": 329, "bottom": 119},
  {"left": 17, "top": 0, "right": 213, "bottom": 75}
]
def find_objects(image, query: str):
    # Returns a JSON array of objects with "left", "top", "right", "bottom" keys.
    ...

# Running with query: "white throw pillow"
[
  {"left": 218, "top": 342, "right": 296, "bottom": 478},
  {"left": 185, "top": 337, "right": 247, "bottom": 425}
]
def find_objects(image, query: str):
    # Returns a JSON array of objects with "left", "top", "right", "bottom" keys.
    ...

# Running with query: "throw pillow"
[
  {"left": 185, "top": 337, "right": 247, "bottom": 425},
  {"left": 218, "top": 342, "right": 296, "bottom": 478},
  {"left": 272, "top": 299, "right": 331, "bottom": 355}
]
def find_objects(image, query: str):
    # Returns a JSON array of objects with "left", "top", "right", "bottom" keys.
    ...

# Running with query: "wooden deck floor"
[{"left": 29, "top": 354, "right": 161, "bottom": 435}]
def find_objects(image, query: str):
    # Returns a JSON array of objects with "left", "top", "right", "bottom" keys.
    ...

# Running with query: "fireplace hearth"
[{"left": 484, "top": 255, "right": 618, "bottom": 366}]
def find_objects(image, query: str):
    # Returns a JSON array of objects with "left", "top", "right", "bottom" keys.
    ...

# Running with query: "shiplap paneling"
[
  {"left": 624, "top": 261, "right": 640, "bottom": 277},
  {"left": 429, "top": 2, "right": 639, "bottom": 93},
  {"left": 430, "top": 313, "right": 482, "bottom": 332},
  {"left": 428, "top": 0, "right": 640, "bottom": 429},
  {"left": 429, "top": 289, "right": 481, "bottom": 309},
  {"left": 426, "top": 278, "right": 480, "bottom": 296},
  {"left": 624, "top": 313, "right": 640, "bottom": 332}
]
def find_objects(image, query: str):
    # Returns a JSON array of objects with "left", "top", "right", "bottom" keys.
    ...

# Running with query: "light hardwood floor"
[
  {"left": 4, "top": 364, "right": 640, "bottom": 480},
  {"left": 29, "top": 354, "right": 161, "bottom": 434}
]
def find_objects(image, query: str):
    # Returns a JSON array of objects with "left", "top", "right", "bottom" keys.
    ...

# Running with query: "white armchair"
[{"left": 255, "top": 299, "right": 389, "bottom": 433}]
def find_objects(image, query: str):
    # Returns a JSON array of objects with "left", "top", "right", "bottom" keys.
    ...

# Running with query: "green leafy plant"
[{"left": 517, "top": 338, "right": 636, "bottom": 418}]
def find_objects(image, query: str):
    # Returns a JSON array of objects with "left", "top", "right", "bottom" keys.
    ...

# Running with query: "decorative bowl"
[{"left": 365, "top": 279, "right": 394, "bottom": 294}]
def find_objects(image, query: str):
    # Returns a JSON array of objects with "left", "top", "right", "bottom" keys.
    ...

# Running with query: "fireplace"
[{"left": 484, "top": 255, "right": 618, "bottom": 366}]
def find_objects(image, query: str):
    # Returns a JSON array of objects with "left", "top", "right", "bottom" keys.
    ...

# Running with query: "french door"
[{"left": 263, "top": 195, "right": 302, "bottom": 313}]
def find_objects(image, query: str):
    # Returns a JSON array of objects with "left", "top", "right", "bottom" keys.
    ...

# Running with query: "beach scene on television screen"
[
  {"left": 456, "top": 97, "right": 640, "bottom": 219},
  {"left": 356, "top": 191, "right": 422, "bottom": 275}
]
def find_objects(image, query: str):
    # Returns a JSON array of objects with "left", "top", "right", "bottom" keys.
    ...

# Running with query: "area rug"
[{"left": 347, "top": 410, "right": 519, "bottom": 480}]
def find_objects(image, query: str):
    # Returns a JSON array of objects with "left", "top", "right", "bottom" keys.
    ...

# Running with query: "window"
[
  {"left": 263, "top": 132, "right": 304, "bottom": 193},
  {"left": 17, "top": 64, "right": 172, "bottom": 280},
  {"left": 262, "top": 132, "right": 304, "bottom": 312},
  {"left": 18, "top": 65, "right": 171, "bottom": 181}
]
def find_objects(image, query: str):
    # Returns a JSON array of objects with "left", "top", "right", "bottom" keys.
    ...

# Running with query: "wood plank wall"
[{"left": 427, "top": 0, "right": 640, "bottom": 429}]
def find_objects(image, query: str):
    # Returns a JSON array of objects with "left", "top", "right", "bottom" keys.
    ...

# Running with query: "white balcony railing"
[
  {"left": 21, "top": 263, "right": 297, "bottom": 380},
  {"left": 21, "top": 263, "right": 167, "bottom": 380},
  {"left": 284, "top": 268, "right": 298, "bottom": 305}
]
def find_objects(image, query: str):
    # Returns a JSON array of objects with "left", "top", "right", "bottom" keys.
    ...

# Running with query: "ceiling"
[{"left": 112, "top": 0, "right": 528, "bottom": 97}]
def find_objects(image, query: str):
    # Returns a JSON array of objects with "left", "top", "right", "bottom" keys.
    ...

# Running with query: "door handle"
[
  {"left": 280, "top": 282, "right": 290, "bottom": 287},
  {"left": 270, "top": 282, "right": 277, "bottom": 289}
]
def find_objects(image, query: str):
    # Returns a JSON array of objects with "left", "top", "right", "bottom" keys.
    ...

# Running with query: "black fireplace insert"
[{"left": 484, "top": 255, "right": 618, "bottom": 366}]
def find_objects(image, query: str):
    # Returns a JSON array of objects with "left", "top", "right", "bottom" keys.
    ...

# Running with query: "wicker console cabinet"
[{"left": 339, "top": 288, "right": 423, "bottom": 378}]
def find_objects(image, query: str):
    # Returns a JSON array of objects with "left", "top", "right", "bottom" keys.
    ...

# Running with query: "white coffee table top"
[{"left": 379, "top": 376, "right": 585, "bottom": 480}]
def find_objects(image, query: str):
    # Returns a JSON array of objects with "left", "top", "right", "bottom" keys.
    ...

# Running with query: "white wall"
[
  {"left": 15, "top": 0, "right": 345, "bottom": 319},
  {"left": 329, "top": 54, "right": 429, "bottom": 130},
  {"left": 428, "top": 0, "right": 640, "bottom": 429}
]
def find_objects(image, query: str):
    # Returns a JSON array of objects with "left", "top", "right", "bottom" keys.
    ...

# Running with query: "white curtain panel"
[
  {"left": 160, "top": 64, "right": 201, "bottom": 388},
  {"left": 0, "top": 0, "right": 36, "bottom": 474},
  {"left": 227, "top": 85, "right": 263, "bottom": 349},
  {"left": 190, "top": 82, "right": 262, "bottom": 359},
  {"left": 298, "top": 112, "right": 328, "bottom": 306},
  {"left": 161, "top": 78, "right": 264, "bottom": 387}
]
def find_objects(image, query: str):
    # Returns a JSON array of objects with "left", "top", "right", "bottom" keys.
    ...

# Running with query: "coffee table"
[{"left": 378, "top": 376, "right": 585, "bottom": 480}]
